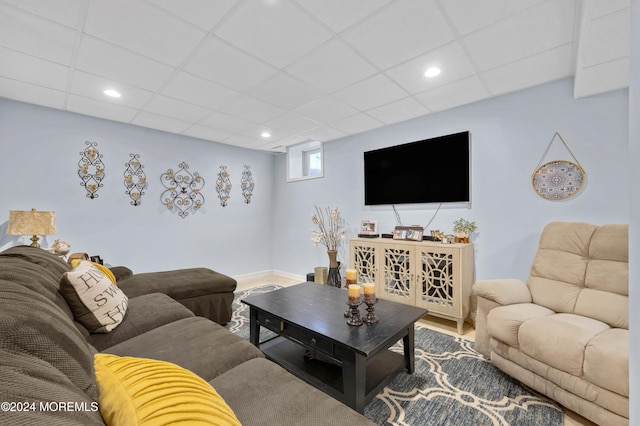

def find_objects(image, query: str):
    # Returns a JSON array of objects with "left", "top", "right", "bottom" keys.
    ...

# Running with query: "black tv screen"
[{"left": 364, "top": 131, "right": 470, "bottom": 205}]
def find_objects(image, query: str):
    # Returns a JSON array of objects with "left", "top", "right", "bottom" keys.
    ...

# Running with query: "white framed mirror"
[{"left": 286, "top": 140, "right": 324, "bottom": 182}]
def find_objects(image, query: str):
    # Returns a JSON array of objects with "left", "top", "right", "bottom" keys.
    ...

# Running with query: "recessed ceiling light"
[
  {"left": 424, "top": 67, "right": 441, "bottom": 78},
  {"left": 261, "top": 132, "right": 271, "bottom": 138},
  {"left": 104, "top": 89, "right": 121, "bottom": 98}
]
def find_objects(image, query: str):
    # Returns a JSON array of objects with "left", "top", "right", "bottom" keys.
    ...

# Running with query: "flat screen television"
[{"left": 364, "top": 131, "right": 470, "bottom": 205}]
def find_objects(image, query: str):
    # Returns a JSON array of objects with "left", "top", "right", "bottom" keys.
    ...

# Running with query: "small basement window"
[{"left": 287, "top": 140, "right": 324, "bottom": 182}]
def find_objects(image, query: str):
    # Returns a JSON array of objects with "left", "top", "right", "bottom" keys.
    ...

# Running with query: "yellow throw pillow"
[
  {"left": 69, "top": 258, "right": 116, "bottom": 284},
  {"left": 94, "top": 354, "right": 241, "bottom": 426}
]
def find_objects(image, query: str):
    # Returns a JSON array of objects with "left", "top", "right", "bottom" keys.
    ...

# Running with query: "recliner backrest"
[{"left": 527, "top": 221, "right": 628, "bottom": 329}]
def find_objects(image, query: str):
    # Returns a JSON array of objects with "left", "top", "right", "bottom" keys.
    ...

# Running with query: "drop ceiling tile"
[
  {"left": 294, "top": 0, "right": 392, "bottom": 33},
  {"left": 481, "top": 44, "right": 573, "bottom": 96},
  {"left": 67, "top": 94, "right": 138, "bottom": 122},
  {"left": 183, "top": 37, "right": 277, "bottom": 92},
  {"left": 330, "top": 113, "right": 383, "bottom": 134},
  {"left": 0, "top": 77, "right": 65, "bottom": 109},
  {"left": 70, "top": 70, "right": 154, "bottom": 109},
  {"left": 215, "top": 0, "right": 333, "bottom": 68},
  {"left": 132, "top": 111, "right": 191, "bottom": 133},
  {"left": 84, "top": 0, "right": 205, "bottom": 66},
  {"left": 294, "top": 96, "right": 358, "bottom": 123},
  {"left": 75, "top": 36, "right": 175, "bottom": 91},
  {"left": 147, "top": 0, "right": 237, "bottom": 31},
  {"left": 295, "top": 125, "right": 347, "bottom": 142},
  {"left": 265, "top": 112, "right": 320, "bottom": 134},
  {"left": 342, "top": 0, "right": 455, "bottom": 69},
  {"left": 366, "top": 97, "right": 430, "bottom": 125},
  {"left": 578, "top": 9, "right": 629, "bottom": 68},
  {"left": 385, "top": 42, "right": 476, "bottom": 94},
  {"left": 182, "top": 124, "right": 233, "bottom": 143},
  {"left": 286, "top": 38, "right": 378, "bottom": 93},
  {"left": 161, "top": 72, "right": 240, "bottom": 110},
  {"left": 586, "top": 0, "right": 629, "bottom": 19},
  {"left": 198, "top": 111, "right": 255, "bottom": 134},
  {"left": 0, "top": 5, "right": 77, "bottom": 65},
  {"left": 247, "top": 72, "right": 325, "bottom": 110},
  {"left": 574, "top": 57, "right": 629, "bottom": 98},
  {"left": 438, "top": 0, "right": 546, "bottom": 36},
  {"left": 223, "top": 133, "right": 265, "bottom": 149},
  {"left": 333, "top": 73, "right": 406, "bottom": 111},
  {"left": 1, "top": 0, "right": 85, "bottom": 28},
  {"left": 463, "top": 0, "right": 576, "bottom": 71},
  {"left": 0, "top": 46, "right": 69, "bottom": 90},
  {"left": 415, "top": 75, "right": 490, "bottom": 112},
  {"left": 144, "top": 95, "right": 211, "bottom": 123},
  {"left": 219, "top": 95, "right": 284, "bottom": 123}
]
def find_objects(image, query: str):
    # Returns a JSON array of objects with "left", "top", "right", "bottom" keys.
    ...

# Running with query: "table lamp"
[{"left": 6, "top": 208, "right": 56, "bottom": 248}]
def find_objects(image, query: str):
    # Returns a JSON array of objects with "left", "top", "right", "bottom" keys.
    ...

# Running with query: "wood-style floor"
[{"left": 235, "top": 273, "right": 597, "bottom": 426}]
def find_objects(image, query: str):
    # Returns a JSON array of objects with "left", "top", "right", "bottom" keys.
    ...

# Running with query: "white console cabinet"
[{"left": 349, "top": 237, "right": 474, "bottom": 334}]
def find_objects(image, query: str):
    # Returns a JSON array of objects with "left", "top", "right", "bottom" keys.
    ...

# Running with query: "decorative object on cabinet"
[
  {"left": 124, "top": 154, "right": 148, "bottom": 206},
  {"left": 216, "top": 166, "right": 232, "bottom": 207},
  {"left": 359, "top": 220, "right": 378, "bottom": 237},
  {"left": 78, "top": 141, "right": 105, "bottom": 199},
  {"left": 311, "top": 206, "right": 346, "bottom": 288},
  {"left": 160, "top": 162, "right": 205, "bottom": 219},
  {"left": 241, "top": 165, "right": 254, "bottom": 204},
  {"left": 532, "top": 132, "right": 585, "bottom": 200},
  {"left": 51, "top": 240, "right": 71, "bottom": 257},
  {"left": 452, "top": 218, "right": 476, "bottom": 243},
  {"left": 349, "top": 237, "right": 474, "bottom": 334},
  {"left": 392, "top": 225, "right": 424, "bottom": 241},
  {"left": 6, "top": 208, "right": 56, "bottom": 248}
]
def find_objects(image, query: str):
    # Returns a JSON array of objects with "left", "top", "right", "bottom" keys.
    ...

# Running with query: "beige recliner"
[{"left": 473, "top": 222, "right": 628, "bottom": 426}]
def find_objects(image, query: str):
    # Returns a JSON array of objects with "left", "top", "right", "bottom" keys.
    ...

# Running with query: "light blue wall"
[
  {"left": 0, "top": 99, "right": 275, "bottom": 275},
  {"left": 271, "top": 78, "right": 629, "bottom": 282}
]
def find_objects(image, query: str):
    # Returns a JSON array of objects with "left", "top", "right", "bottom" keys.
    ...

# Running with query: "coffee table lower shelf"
[{"left": 260, "top": 336, "right": 406, "bottom": 410}]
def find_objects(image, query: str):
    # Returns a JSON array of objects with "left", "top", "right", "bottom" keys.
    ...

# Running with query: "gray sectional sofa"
[{"left": 0, "top": 246, "right": 375, "bottom": 425}]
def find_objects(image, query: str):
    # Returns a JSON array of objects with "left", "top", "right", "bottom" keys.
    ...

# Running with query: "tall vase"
[{"left": 326, "top": 250, "right": 341, "bottom": 288}]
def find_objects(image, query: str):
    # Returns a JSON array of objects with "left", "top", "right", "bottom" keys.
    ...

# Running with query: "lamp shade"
[{"left": 7, "top": 209, "right": 56, "bottom": 247}]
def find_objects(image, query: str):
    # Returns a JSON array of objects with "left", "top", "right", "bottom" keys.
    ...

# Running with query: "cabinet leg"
[{"left": 456, "top": 319, "right": 464, "bottom": 335}]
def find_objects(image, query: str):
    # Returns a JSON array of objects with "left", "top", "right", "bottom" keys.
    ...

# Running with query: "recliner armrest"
[{"left": 473, "top": 278, "right": 532, "bottom": 305}]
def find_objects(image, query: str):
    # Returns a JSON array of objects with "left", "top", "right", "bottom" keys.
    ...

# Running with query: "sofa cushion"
[
  {"left": 117, "top": 267, "right": 236, "bottom": 299},
  {"left": 519, "top": 313, "right": 610, "bottom": 376},
  {"left": 583, "top": 328, "right": 629, "bottom": 396},
  {"left": 487, "top": 303, "right": 554, "bottom": 348},
  {"left": 0, "top": 350, "right": 103, "bottom": 426},
  {"left": 88, "top": 293, "right": 195, "bottom": 351},
  {"left": 0, "top": 281, "right": 99, "bottom": 400},
  {"left": 94, "top": 353, "right": 240, "bottom": 426},
  {"left": 102, "top": 316, "right": 264, "bottom": 382},
  {"left": 210, "top": 358, "right": 377, "bottom": 426},
  {"left": 60, "top": 261, "right": 128, "bottom": 333}
]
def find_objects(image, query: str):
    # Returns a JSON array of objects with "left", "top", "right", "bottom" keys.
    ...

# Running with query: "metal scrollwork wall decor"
[
  {"left": 241, "top": 165, "right": 255, "bottom": 204},
  {"left": 124, "top": 154, "right": 148, "bottom": 206},
  {"left": 216, "top": 166, "right": 232, "bottom": 207},
  {"left": 160, "top": 162, "right": 205, "bottom": 218},
  {"left": 78, "top": 141, "right": 105, "bottom": 199}
]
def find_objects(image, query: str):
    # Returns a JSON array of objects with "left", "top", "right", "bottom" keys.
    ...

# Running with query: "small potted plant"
[{"left": 453, "top": 218, "right": 477, "bottom": 243}]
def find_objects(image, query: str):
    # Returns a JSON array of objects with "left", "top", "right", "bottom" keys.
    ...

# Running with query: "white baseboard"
[{"left": 232, "top": 270, "right": 306, "bottom": 282}]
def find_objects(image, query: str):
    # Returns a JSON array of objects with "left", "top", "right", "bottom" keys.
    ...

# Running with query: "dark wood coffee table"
[{"left": 242, "top": 282, "right": 427, "bottom": 413}]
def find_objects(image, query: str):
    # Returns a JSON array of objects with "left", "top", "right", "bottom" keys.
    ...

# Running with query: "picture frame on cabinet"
[{"left": 360, "top": 220, "right": 378, "bottom": 235}]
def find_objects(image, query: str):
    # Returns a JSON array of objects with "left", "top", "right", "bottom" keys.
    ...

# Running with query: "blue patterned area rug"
[{"left": 228, "top": 285, "right": 563, "bottom": 426}]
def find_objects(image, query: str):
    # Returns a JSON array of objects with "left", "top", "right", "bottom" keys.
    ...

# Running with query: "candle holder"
[
  {"left": 362, "top": 299, "right": 379, "bottom": 324},
  {"left": 346, "top": 302, "right": 363, "bottom": 326}
]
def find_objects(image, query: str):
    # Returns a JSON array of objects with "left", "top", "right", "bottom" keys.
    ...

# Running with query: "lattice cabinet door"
[
  {"left": 379, "top": 243, "right": 416, "bottom": 305},
  {"left": 349, "top": 239, "right": 378, "bottom": 285},
  {"left": 415, "top": 244, "right": 474, "bottom": 334}
]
